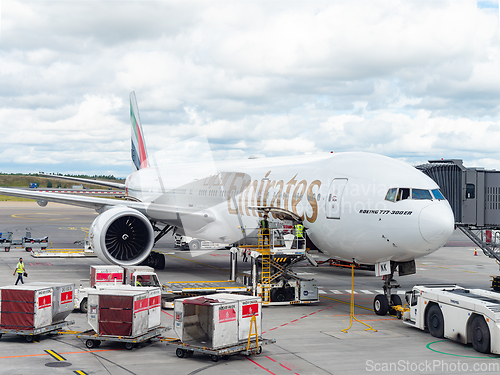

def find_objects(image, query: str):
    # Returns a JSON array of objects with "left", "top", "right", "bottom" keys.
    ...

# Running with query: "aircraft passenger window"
[
  {"left": 431, "top": 189, "right": 445, "bottom": 200},
  {"left": 385, "top": 188, "right": 397, "bottom": 202},
  {"left": 396, "top": 188, "right": 410, "bottom": 201},
  {"left": 317, "top": 194, "right": 321, "bottom": 201},
  {"left": 412, "top": 189, "right": 432, "bottom": 200},
  {"left": 466, "top": 184, "right": 475, "bottom": 199}
]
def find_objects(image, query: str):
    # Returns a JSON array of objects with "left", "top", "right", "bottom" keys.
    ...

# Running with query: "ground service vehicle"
[
  {"left": 402, "top": 285, "right": 500, "bottom": 354},
  {"left": 174, "top": 234, "right": 231, "bottom": 251},
  {"left": 74, "top": 265, "right": 162, "bottom": 313}
]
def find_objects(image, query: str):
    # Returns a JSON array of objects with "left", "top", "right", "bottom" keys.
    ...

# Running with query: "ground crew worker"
[
  {"left": 294, "top": 220, "right": 305, "bottom": 249},
  {"left": 242, "top": 249, "right": 248, "bottom": 262},
  {"left": 136, "top": 275, "right": 143, "bottom": 287},
  {"left": 13, "top": 257, "right": 26, "bottom": 285},
  {"left": 260, "top": 214, "right": 270, "bottom": 244}
]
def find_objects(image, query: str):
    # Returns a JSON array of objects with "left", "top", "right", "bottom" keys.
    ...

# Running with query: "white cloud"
[{"left": 0, "top": 0, "right": 499, "bottom": 176}]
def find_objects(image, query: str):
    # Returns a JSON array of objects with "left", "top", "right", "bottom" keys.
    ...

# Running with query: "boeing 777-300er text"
[{"left": 0, "top": 92, "right": 455, "bottom": 315}]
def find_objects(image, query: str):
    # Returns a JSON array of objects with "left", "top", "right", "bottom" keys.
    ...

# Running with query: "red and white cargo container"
[
  {"left": 29, "top": 282, "right": 75, "bottom": 323},
  {"left": 90, "top": 265, "right": 124, "bottom": 288},
  {"left": 211, "top": 293, "right": 262, "bottom": 341},
  {"left": 174, "top": 294, "right": 262, "bottom": 349},
  {"left": 94, "top": 285, "right": 161, "bottom": 330},
  {"left": 0, "top": 285, "right": 53, "bottom": 331},
  {"left": 87, "top": 289, "right": 150, "bottom": 337}
]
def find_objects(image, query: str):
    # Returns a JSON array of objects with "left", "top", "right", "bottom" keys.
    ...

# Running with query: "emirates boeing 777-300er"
[{"left": 0, "top": 92, "right": 455, "bottom": 315}]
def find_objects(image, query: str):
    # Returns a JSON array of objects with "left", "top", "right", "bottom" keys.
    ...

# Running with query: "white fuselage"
[{"left": 125, "top": 152, "right": 455, "bottom": 265}]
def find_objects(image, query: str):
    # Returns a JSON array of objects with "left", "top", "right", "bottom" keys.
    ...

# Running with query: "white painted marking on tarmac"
[
  {"left": 375, "top": 290, "right": 384, "bottom": 294},
  {"left": 318, "top": 290, "right": 327, "bottom": 294},
  {"left": 397, "top": 290, "right": 406, "bottom": 295},
  {"left": 417, "top": 268, "right": 426, "bottom": 271},
  {"left": 331, "top": 290, "right": 343, "bottom": 294},
  {"left": 345, "top": 290, "right": 358, "bottom": 294},
  {"left": 360, "top": 290, "right": 373, "bottom": 294}
]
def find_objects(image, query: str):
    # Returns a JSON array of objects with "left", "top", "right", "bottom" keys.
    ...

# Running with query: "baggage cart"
[
  {"left": 76, "top": 326, "right": 167, "bottom": 350},
  {"left": 165, "top": 337, "right": 276, "bottom": 362},
  {"left": 0, "top": 320, "right": 74, "bottom": 342}
]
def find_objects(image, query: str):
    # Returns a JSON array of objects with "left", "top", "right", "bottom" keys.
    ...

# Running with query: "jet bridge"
[{"left": 416, "top": 159, "right": 500, "bottom": 263}]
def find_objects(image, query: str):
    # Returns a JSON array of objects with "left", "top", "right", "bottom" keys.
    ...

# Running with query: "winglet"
[{"left": 130, "top": 92, "right": 149, "bottom": 170}]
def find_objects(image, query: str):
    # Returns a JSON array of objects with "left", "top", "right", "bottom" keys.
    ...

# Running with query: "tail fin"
[{"left": 130, "top": 91, "right": 149, "bottom": 171}]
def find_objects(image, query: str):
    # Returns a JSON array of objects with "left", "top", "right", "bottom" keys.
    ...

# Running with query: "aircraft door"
[{"left": 325, "top": 178, "right": 348, "bottom": 219}]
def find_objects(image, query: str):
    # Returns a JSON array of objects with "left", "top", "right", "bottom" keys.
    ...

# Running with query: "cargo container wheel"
[
  {"left": 86, "top": 339, "right": 97, "bottom": 349},
  {"left": 25, "top": 335, "right": 34, "bottom": 343},
  {"left": 80, "top": 298, "right": 88, "bottom": 313},
  {"left": 125, "top": 342, "right": 135, "bottom": 350},
  {"left": 176, "top": 348, "right": 185, "bottom": 358},
  {"left": 210, "top": 355, "right": 219, "bottom": 362}
]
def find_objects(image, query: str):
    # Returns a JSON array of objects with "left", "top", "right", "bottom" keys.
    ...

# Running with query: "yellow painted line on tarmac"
[
  {"left": 165, "top": 279, "right": 230, "bottom": 284},
  {"left": 320, "top": 295, "right": 376, "bottom": 313},
  {"left": 11, "top": 213, "right": 70, "bottom": 221},
  {"left": 0, "top": 348, "right": 123, "bottom": 360},
  {"left": 74, "top": 371, "right": 88, "bottom": 375},
  {"left": 44, "top": 350, "right": 66, "bottom": 361}
]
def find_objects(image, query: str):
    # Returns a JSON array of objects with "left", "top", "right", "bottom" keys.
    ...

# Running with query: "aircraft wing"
[
  {"left": 0, "top": 187, "right": 133, "bottom": 210},
  {"left": 0, "top": 188, "right": 214, "bottom": 226},
  {"left": 38, "top": 174, "right": 125, "bottom": 189}
]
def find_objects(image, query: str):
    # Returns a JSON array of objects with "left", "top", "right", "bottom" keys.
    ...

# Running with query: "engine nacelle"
[{"left": 89, "top": 206, "right": 154, "bottom": 266}]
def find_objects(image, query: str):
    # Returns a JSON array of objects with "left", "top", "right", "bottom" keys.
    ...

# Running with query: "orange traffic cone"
[{"left": 474, "top": 248, "right": 478, "bottom": 256}]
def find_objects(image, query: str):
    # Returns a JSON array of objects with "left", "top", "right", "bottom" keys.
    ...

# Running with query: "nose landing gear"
[{"left": 373, "top": 272, "right": 401, "bottom": 316}]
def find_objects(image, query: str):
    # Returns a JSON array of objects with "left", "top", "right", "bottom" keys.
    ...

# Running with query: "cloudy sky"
[{"left": 0, "top": 0, "right": 499, "bottom": 177}]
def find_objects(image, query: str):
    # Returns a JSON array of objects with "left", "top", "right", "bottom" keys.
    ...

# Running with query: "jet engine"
[{"left": 89, "top": 206, "right": 154, "bottom": 266}]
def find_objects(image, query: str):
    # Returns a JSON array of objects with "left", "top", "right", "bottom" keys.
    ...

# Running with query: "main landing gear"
[{"left": 373, "top": 271, "right": 402, "bottom": 316}]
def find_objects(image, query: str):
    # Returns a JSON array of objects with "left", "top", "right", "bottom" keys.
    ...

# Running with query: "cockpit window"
[
  {"left": 431, "top": 189, "right": 445, "bottom": 200},
  {"left": 385, "top": 188, "right": 397, "bottom": 202},
  {"left": 387, "top": 188, "right": 445, "bottom": 202},
  {"left": 396, "top": 188, "right": 410, "bottom": 201},
  {"left": 412, "top": 189, "right": 433, "bottom": 200}
]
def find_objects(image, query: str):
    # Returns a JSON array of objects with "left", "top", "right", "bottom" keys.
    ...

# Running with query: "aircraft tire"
[
  {"left": 156, "top": 252, "right": 166, "bottom": 270},
  {"left": 471, "top": 315, "right": 490, "bottom": 354},
  {"left": 373, "top": 294, "right": 389, "bottom": 316},
  {"left": 427, "top": 304, "right": 444, "bottom": 338}
]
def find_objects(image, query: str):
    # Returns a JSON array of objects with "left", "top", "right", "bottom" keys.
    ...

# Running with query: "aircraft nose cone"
[{"left": 419, "top": 203, "right": 454, "bottom": 245}]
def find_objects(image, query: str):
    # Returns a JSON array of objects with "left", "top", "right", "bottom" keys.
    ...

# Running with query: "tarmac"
[{"left": 0, "top": 202, "right": 500, "bottom": 374}]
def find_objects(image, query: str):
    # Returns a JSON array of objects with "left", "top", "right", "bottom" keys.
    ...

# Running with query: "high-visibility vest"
[
  {"left": 136, "top": 280, "right": 142, "bottom": 287},
  {"left": 295, "top": 224, "right": 304, "bottom": 238},
  {"left": 261, "top": 219, "right": 269, "bottom": 228},
  {"left": 16, "top": 262, "right": 24, "bottom": 273}
]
